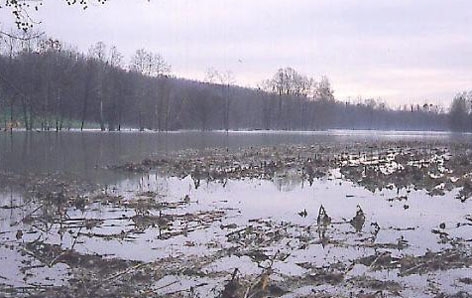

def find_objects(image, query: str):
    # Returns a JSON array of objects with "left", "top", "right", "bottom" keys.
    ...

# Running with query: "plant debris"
[{"left": 1, "top": 141, "right": 472, "bottom": 297}]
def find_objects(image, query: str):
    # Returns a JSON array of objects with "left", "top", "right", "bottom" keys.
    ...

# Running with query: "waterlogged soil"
[{"left": 0, "top": 141, "right": 472, "bottom": 298}]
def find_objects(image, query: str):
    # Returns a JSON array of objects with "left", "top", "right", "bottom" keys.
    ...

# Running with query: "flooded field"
[{"left": 0, "top": 131, "right": 471, "bottom": 297}]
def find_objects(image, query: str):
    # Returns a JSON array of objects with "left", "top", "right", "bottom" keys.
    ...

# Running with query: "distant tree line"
[{"left": 0, "top": 35, "right": 453, "bottom": 132}]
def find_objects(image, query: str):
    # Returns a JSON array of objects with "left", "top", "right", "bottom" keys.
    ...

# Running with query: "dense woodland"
[{"left": 0, "top": 35, "right": 460, "bottom": 132}]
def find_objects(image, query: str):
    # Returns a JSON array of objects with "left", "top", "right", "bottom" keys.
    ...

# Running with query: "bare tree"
[
  {"left": 267, "top": 67, "right": 311, "bottom": 129},
  {"left": 88, "top": 41, "right": 107, "bottom": 130},
  {"left": 313, "top": 75, "right": 334, "bottom": 101},
  {"left": 105, "top": 45, "right": 123, "bottom": 130},
  {"left": 130, "top": 48, "right": 169, "bottom": 77},
  {"left": 130, "top": 48, "right": 170, "bottom": 130},
  {"left": 205, "top": 68, "right": 234, "bottom": 131},
  {"left": 449, "top": 92, "right": 471, "bottom": 132}
]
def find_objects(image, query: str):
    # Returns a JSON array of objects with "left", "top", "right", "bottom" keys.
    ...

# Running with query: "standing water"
[{"left": 0, "top": 130, "right": 471, "bottom": 297}]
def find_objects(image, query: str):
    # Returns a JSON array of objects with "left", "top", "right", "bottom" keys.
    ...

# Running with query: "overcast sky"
[{"left": 3, "top": 0, "right": 472, "bottom": 107}]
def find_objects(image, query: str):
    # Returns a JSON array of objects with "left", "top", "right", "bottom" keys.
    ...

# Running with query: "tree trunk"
[
  {"left": 81, "top": 89, "right": 89, "bottom": 131},
  {"left": 99, "top": 99, "right": 105, "bottom": 131},
  {"left": 21, "top": 98, "right": 29, "bottom": 130},
  {"left": 9, "top": 100, "right": 13, "bottom": 132},
  {"left": 138, "top": 110, "right": 144, "bottom": 131}
]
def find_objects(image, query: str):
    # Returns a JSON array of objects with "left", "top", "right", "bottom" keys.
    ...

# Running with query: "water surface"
[
  {"left": 0, "top": 130, "right": 471, "bottom": 297},
  {"left": 0, "top": 130, "right": 466, "bottom": 179}
]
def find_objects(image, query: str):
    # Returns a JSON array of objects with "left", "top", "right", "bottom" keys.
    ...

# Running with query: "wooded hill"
[{"left": 0, "top": 38, "right": 449, "bottom": 131}]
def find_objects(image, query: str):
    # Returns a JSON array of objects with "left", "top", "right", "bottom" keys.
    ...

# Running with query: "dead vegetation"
[
  {"left": 110, "top": 141, "right": 472, "bottom": 203},
  {"left": 1, "top": 141, "right": 472, "bottom": 297}
]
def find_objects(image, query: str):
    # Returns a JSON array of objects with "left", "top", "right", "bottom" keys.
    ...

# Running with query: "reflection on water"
[
  {"left": 0, "top": 130, "right": 466, "bottom": 178},
  {"left": 1, "top": 172, "right": 471, "bottom": 296},
  {"left": 1, "top": 131, "right": 472, "bottom": 296}
]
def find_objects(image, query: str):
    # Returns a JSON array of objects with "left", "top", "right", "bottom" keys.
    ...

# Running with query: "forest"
[{"left": 0, "top": 35, "right": 458, "bottom": 132}]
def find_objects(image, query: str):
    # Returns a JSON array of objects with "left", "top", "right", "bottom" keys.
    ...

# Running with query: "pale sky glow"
[{"left": 2, "top": 0, "right": 472, "bottom": 107}]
